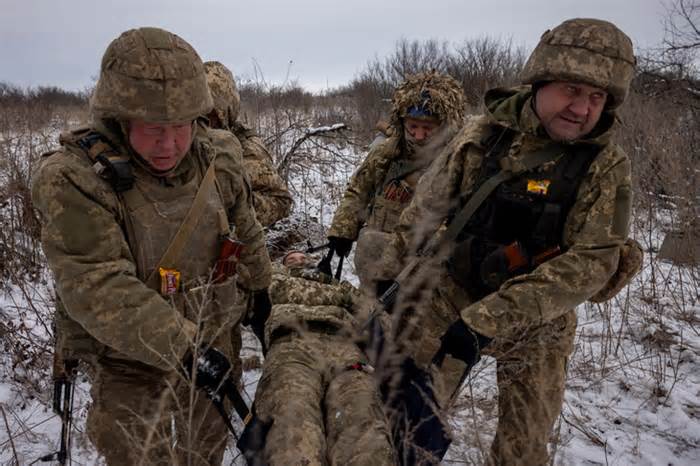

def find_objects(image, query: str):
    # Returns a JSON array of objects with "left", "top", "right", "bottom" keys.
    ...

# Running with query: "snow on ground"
[
  {"left": 444, "top": 225, "right": 700, "bottom": 465},
  {"left": 1, "top": 132, "right": 698, "bottom": 465}
]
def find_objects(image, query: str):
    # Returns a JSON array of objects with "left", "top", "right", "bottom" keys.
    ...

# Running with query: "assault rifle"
[
  {"left": 39, "top": 356, "right": 78, "bottom": 465},
  {"left": 206, "top": 376, "right": 272, "bottom": 466}
]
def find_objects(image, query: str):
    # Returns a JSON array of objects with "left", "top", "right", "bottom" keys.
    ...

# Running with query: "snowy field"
[{"left": 1, "top": 122, "right": 699, "bottom": 465}]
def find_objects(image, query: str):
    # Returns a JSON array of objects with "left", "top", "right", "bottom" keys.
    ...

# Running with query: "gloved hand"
[
  {"left": 183, "top": 347, "right": 231, "bottom": 401},
  {"left": 328, "top": 236, "right": 354, "bottom": 258},
  {"left": 243, "top": 289, "right": 272, "bottom": 353},
  {"left": 436, "top": 319, "right": 492, "bottom": 369}
]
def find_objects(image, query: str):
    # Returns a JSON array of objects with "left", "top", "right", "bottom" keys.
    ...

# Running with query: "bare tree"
[
  {"left": 664, "top": 0, "right": 700, "bottom": 53},
  {"left": 641, "top": 0, "right": 699, "bottom": 82},
  {"left": 447, "top": 37, "right": 526, "bottom": 108}
]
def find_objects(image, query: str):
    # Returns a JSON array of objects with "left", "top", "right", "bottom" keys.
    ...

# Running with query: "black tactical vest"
[{"left": 447, "top": 128, "right": 601, "bottom": 299}]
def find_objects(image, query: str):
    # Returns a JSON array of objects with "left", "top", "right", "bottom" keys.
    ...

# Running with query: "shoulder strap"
[
  {"left": 382, "top": 156, "right": 430, "bottom": 188},
  {"left": 438, "top": 143, "right": 566, "bottom": 253},
  {"left": 144, "top": 157, "right": 220, "bottom": 289},
  {"left": 73, "top": 132, "right": 134, "bottom": 193},
  {"left": 376, "top": 140, "right": 568, "bottom": 309}
]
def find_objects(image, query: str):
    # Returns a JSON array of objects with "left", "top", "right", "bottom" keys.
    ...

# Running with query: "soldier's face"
[
  {"left": 283, "top": 252, "right": 307, "bottom": 268},
  {"left": 128, "top": 120, "right": 194, "bottom": 172},
  {"left": 404, "top": 117, "right": 441, "bottom": 144},
  {"left": 534, "top": 82, "right": 607, "bottom": 141}
]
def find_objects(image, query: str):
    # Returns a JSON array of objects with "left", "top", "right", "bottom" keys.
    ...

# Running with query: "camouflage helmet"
[
  {"left": 90, "top": 27, "right": 213, "bottom": 122},
  {"left": 204, "top": 61, "right": 241, "bottom": 130},
  {"left": 521, "top": 18, "right": 636, "bottom": 108},
  {"left": 390, "top": 71, "right": 466, "bottom": 128}
]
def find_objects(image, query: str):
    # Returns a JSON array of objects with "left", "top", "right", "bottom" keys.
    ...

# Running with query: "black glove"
[
  {"left": 183, "top": 347, "right": 231, "bottom": 401},
  {"left": 437, "top": 319, "right": 492, "bottom": 369},
  {"left": 236, "top": 406, "right": 274, "bottom": 466},
  {"left": 328, "top": 236, "right": 353, "bottom": 257},
  {"left": 244, "top": 289, "right": 272, "bottom": 353}
]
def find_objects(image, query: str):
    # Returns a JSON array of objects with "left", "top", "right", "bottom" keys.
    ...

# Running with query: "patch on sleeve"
[{"left": 612, "top": 185, "right": 631, "bottom": 237}]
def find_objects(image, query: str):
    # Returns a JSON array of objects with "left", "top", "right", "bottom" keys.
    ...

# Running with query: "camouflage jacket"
[
  {"left": 265, "top": 263, "right": 360, "bottom": 346},
  {"left": 385, "top": 87, "right": 632, "bottom": 340},
  {"left": 231, "top": 122, "right": 293, "bottom": 227},
  {"left": 32, "top": 122, "right": 272, "bottom": 370},
  {"left": 328, "top": 136, "right": 402, "bottom": 240}
]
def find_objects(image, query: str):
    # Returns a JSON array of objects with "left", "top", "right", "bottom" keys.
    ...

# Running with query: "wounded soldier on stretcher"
[{"left": 242, "top": 251, "right": 396, "bottom": 466}]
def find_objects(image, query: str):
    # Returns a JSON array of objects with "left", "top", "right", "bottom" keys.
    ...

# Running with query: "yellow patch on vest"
[
  {"left": 159, "top": 267, "right": 181, "bottom": 295},
  {"left": 527, "top": 179, "right": 551, "bottom": 195}
]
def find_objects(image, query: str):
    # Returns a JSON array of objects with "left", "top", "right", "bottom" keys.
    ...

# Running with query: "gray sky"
[{"left": 1, "top": 0, "right": 667, "bottom": 93}]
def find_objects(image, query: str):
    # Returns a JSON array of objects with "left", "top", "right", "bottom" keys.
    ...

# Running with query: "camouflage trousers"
[
  {"left": 403, "top": 284, "right": 576, "bottom": 466},
  {"left": 86, "top": 342, "right": 238, "bottom": 465},
  {"left": 439, "top": 310, "right": 577, "bottom": 466},
  {"left": 254, "top": 331, "right": 395, "bottom": 466}
]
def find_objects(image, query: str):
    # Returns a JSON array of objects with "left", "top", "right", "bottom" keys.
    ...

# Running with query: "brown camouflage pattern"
[
  {"left": 389, "top": 70, "right": 465, "bottom": 129},
  {"left": 521, "top": 18, "right": 636, "bottom": 108},
  {"left": 87, "top": 345, "right": 235, "bottom": 465},
  {"left": 330, "top": 121, "right": 459, "bottom": 287},
  {"left": 255, "top": 333, "right": 394, "bottom": 466},
  {"left": 203, "top": 61, "right": 292, "bottom": 227},
  {"left": 330, "top": 72, "right": 464, "bottom": 288},
  {"left": 252, "top": 264, "right": 394, "bottom": 465},
  {"left": 328, "top": 137, "right": 400, "bottom": 240},
  {"left": 204, "top": 60, "right": 241, "bottom": 129},
  {"left": 90, "top": 27, "right": 213, "bottom": 122},
  {"left": 381, "top": 86, "right": 632, "bottom": 465},
  {"left": 589, "top": 237, "right": 643, "bottom": 302},
  {"left": 34, "top": 122, "right": 270, "bottom": 464},
  {"left": 33, "top": 123, "right": 270, "bottom": 370},
  {"left": 232, "top": 123, "right": 293, "bottom": 227}
]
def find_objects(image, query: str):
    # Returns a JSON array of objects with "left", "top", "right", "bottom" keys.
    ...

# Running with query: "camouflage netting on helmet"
[
  {"left": 390, "top": 71, "right": 466, "bottom": 127},
  {"left": 90, "top": 27, "right": 213, "bottom": 122},
  {"left": 521, "top": 18, "right": 636, "bottom": 109},
  {"left": 204, "top": 61, "right": 241, "bottom": 130}
]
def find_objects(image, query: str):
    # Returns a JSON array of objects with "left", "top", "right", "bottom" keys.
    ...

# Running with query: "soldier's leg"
[
  {"left": 174, "top": 331, "right": 235, "bottom": 466},
  {"left": 324, "top": 338, "right": 395, "bottom": 466},
  {"left": 86, "top": 359, "right": 174, "bottom": 466},
  {"left": 489, "top": 313, "right": 576, "bottom": 466},
  {"left": 254, "top": 334, "right": 326, "bottom": 466}
]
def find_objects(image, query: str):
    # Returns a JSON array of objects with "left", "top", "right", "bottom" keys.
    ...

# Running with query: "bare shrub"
[{"left": 337, "top": 36, "right": 525, "bottom": 140}]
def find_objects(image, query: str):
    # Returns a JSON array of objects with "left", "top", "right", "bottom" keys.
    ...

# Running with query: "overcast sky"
[{"left": 1, "top": 0, "right": 668, "bottom": 93}]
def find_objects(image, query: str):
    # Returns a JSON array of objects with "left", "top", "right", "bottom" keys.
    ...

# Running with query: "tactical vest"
[
  {"left": 53, "top": 128, "right": 241, "bottom": 361},
  {"left": 447, "top": 128, "right": 600, "bottom": 299},
  {"left": 366, "top": 156, "right": 427, "bottom": 233}
]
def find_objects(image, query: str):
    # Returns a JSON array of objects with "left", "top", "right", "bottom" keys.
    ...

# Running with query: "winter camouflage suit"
[
  {"left": 32, "top": 28, "right": 271, "bottom": 466},
  {"left": 251, "top": 260, "right": 395, "bottom": 466},
  {"left": 380, "top": 19, "right": 637, "bottom": 465},
  {"left": 328, "top": 71, "right": 466, "bottom": 287}
]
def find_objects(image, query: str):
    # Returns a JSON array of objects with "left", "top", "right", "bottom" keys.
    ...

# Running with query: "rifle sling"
[
  {"left": 144, "top": 158, "right": 219, "bottom": 289},
  {"left": 382, "top": 156, "right": 429, "bottom": 188},
  {"left": 429, "top": 143, "right": 567, "bottom": 256},
  {"left": 226, "top": 379, "right": 252, "bottom": 423},
  {"left": 382, "top": 142, "right": 567, "bottom": 302}
]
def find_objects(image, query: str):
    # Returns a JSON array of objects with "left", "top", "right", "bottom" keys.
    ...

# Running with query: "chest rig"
[
  {"left": 447, "top": 128, "right": 600, "bottom": 299},
  {"left": 367, "top": 156, "right": 429, "bottom": 233},
  {"left": 50, "top": 128, "right": 246, "bottom": 363},
  {"left": 70, "top": 130, "right": 241, "bottom": 335}
]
